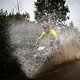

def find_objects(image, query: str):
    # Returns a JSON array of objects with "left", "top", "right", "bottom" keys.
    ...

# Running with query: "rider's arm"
[{"left": 35, "top": 32, "right": 45, "bottom": 45}]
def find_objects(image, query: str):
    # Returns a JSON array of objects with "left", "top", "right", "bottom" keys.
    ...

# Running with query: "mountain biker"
[{"left": 35, "top": 21, "right": 60, "bottom": 48}]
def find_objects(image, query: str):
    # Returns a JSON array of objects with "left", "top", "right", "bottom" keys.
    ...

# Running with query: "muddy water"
[
  {"left": 8, "top": 22, "right": 80, "bottom": 80},
  {"left": 35, "top": 61, "right": 80, "bottom": 80}
]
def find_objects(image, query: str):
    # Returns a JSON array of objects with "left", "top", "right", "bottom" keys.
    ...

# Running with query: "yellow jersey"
[{"left": 39, "top": 29, "right": 57, "bottom": 39}]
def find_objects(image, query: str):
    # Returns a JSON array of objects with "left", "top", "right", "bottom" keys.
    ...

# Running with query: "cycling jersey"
[{"left": 39, "top": 29, "right": 57, "bottom": 39}]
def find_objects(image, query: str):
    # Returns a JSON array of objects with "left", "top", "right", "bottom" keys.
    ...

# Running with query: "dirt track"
[{"left": 35, "top": 61, "right": 80, "bottom": 80}]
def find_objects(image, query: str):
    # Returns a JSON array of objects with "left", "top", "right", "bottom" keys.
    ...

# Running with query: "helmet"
[{"left": 41, "top": 21, "right": 50, "bottom": 29}]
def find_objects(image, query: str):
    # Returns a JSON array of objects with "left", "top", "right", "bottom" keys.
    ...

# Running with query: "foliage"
[
  {"left": 0, "top": 8, "right": 30, "bottom": 27},
  {"left": 34, "top": 0, "right": 70, "bottom": 23},
  {"left": 0, "top": 9, "right": 8, "bottom": 28}
]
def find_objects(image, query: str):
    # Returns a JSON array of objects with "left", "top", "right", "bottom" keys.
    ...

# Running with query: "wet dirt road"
[
  {"left": 1, "top": 60, "right": 80, "bottom": 80},
  {"left": 35, "top": 61, "right": 80, "bottom": 80}
]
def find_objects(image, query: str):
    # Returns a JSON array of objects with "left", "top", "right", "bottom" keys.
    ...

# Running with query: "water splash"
[{"left": 8, "top": 21, "right": 80, "bottom": 78}]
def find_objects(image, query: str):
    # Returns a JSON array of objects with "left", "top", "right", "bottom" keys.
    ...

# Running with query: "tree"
[
  {"left": 14, "top": 0, "right": 30, "bottom": 21},
  {"left": 69, "top": 21, "right": 74, "bottom": 27},
  {"left": 0, "top": 9, "right": 8, "bottom": 28},
  {"left": 21, "top": 12, "right": 30, "bottom": 21},
  {"left": 15, "top": 0, "right": 23, "bottom": 14},
  {"left": 34, "top": 0, "right": 70, "bottom": 23}
]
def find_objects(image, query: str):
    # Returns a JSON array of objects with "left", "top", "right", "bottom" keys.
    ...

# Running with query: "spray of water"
[
  {"left": 59, "top": 27, "right": 80, "bottom": 62},
  {"left": 8, "top": 21, "right": 80, "bottom": 78}
]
